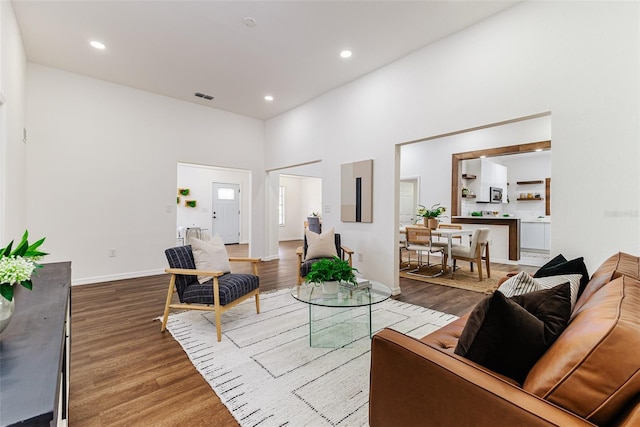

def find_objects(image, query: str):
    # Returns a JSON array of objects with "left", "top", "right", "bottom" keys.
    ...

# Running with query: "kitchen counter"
[{"left": 451, "top": 216, "right": 520, "bottom": 261}]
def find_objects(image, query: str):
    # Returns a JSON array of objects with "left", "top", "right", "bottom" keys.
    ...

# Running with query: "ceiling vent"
[{"left": 194, "top": 92, "right": 214, "bottom": 100}]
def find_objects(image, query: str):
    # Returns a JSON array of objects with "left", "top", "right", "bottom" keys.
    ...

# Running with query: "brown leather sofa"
[{"left": 370, "top": 252, "right": 640, "bottom": 426}]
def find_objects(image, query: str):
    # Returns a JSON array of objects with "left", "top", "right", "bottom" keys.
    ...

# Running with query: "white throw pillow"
[
  {"left": 305, "top": 227, "right": 338, "bottom": 261},
  {"left": 190, "top": 235, "right": 231, "bottom": 284},
  {"left": 497, "top": 271, "right": 582, "bottom": 310}
]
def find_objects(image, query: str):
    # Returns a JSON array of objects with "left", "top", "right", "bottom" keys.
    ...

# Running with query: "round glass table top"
[{"left": 291, "top": 281, "right": 392, "bottom": 308}]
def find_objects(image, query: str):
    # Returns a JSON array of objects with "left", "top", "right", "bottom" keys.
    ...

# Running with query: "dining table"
[{"left": 400, "top": 225, "right": 473, "bottom": 277}]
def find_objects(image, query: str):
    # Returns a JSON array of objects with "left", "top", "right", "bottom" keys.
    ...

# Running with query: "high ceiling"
[{"left": 12, "top": 1, "right": 516, "bottom": 120}]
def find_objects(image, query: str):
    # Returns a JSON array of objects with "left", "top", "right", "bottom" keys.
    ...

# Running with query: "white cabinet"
[
  {"left": 521, "top": 222, "right": 550, "bottom": 250},
  {"left": 464, "top": 159, "right": 507, "bottom": 203}
]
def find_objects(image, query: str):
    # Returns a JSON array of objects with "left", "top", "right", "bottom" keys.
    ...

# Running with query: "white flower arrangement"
[{"left": 0, "top": 231, "right": 47, "bottom": 302}]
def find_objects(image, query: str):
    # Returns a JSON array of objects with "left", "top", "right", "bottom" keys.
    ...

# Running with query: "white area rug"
[{"left": 163, "top": 288, "right": 457, "bottom": 427}]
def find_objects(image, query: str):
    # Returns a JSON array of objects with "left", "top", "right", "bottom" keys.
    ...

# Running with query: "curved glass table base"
[{"left": 291, "top": 281, "right": 392, "bottom": 348}]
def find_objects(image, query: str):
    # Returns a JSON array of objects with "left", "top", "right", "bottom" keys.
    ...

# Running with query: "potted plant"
[
  {"left": 417, "top": 203, "right": 447, "bottom": 229},
  {"left": 0, "top": 230, "right": 47, "bottom": 334},
  {"left": 305, "top": 256, "right": 358, "bottom": 294}
]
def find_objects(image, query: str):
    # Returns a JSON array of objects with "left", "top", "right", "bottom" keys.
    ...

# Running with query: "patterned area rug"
[
  {"left": 400, "top": 263, "right": 509, "bottom": 294},
  {"left": 162, "top": 288, "right": 457, "bottom": 427}
]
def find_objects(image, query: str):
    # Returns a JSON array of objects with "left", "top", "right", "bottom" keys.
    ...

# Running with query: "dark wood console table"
[{"left": 0, "top": 262, "right": 71, "bottom": 427}]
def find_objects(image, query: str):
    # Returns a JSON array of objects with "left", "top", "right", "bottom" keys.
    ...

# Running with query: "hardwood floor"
[{"left": 69, "top": 240, "right": 531, "bottom": 426}]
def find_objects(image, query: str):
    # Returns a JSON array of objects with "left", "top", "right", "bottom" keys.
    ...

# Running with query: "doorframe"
[
  {"left": 450, "top": 140, "right": 551, "bottom": 216},
  {"left": 176, "top": 162, "right": 251, "bottom": 247}
]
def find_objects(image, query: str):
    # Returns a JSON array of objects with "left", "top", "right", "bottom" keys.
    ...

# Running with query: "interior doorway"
[{"left": 177, "top": 162, "right": 250, "bottom": 246}]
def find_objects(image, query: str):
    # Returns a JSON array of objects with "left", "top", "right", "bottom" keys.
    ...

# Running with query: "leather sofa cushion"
[
  {"left": 420, "top": 313, "right": 469, "bottom": 353},
  {"left": 523, "top": 275, "right": 640, "bottom": 425},
  {"left": 574, "top": 252, "right": 640, "bottom": 314}
]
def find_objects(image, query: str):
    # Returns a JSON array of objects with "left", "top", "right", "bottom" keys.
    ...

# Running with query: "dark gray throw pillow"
[
  {"left": 534, "top": 256, "right": 589, "bottom": 297},
  {"left": 454, "top": 283, "right": 571, "bottom": 384}
]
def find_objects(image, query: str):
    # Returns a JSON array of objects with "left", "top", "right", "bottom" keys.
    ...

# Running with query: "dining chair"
[
  {"left": 399, "top": 229, "right": 410, "bottom": 271},
  {"left": 404, "top": 225, "right": 445, "bottom": 277},
  {"left": 444, "top": 228, "right": 491, "bottom": 281}
]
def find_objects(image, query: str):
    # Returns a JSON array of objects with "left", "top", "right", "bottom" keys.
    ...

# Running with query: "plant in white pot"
[{"left": 305, "top": 257, "right": 358, "bottom": 294}]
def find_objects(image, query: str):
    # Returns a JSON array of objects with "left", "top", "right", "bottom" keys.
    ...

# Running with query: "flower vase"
[
  {"left": 0, "top": 295, "right": 15, "bottom": 334},
  {"left": 322, "top": 281, "right": 339, "bottom": 294}
]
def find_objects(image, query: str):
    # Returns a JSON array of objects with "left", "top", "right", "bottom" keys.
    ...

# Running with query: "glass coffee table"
[{"left": 291, "top": 281, "right": 392, "bottom": 348}]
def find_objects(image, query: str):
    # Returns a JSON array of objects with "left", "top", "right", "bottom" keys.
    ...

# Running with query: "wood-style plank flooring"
[{"left": 69, "top": 240, "right": 531, "bottom": 426}]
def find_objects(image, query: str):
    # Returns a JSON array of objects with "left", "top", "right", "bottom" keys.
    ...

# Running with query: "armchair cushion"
[
  {"left": 191, "top": 236, "right": 231, "bottom": 284},
  {"left": 304, "top": 227, "right": 338, "bottom": 261},
  {"left": 182, "top": 273, "right": 259, "bottom": 305},
  {"left": 455, "top": 283, "right": 572, "bottom": 384}
]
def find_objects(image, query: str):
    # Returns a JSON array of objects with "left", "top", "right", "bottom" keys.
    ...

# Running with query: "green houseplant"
[
  {"left": 417, "top": 203, "right": 447, "bottom": 229},
  {"left": 305, "top": 257, "right": 358, "bottom": 293}
]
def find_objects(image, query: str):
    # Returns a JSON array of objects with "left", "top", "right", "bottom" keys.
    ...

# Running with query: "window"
[
  {"left": 278, "top": 186, "right": 285, "bottom": 226},
  {"left": 217, "top": 188, "right": 235, "bottom": 200}
]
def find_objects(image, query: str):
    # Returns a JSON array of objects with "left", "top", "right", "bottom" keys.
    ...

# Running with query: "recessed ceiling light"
[
  {"left": 90, "top": 40, "right": 106, "bottom": 50},
  {"left": 242, "top": 16, "right": 257, "bottom": 27},
  {"left": 340, "top": 50, "right": 352, "bottom": 59},
  {"left": 264, "top": 95, "right": 274, "bottom": 102},
  {"left": 535, "top": 148, "right": 543, "bottom": 152}
]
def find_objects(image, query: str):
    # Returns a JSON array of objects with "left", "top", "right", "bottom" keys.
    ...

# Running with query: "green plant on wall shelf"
[
  {"left": 185, "top": 200, "right": 197, "bottom": 208},
  {"left": 178, "top": 188, "right": 190, "bottom": 196}
]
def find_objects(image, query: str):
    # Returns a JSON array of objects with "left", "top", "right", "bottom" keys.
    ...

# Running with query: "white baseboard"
[
  {"left": 72, "top": 269, "right": 164, "bottom": 286},
  {"left": 262, "top": 255, "right": 280, "bottom": 262}
]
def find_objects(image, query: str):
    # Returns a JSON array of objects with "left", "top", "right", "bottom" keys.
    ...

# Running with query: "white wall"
[
  {"left": 177, "top": 163, "right": 251, "bottom": 243},
  {"left": 25, "top": 64, "right": 265, "bottom": 284},
  {"left": 0, "top": 1, "right": 28, "bottom": 243},
  {"left": 265, "top": 2, "right": 640, "bottom": 294}
]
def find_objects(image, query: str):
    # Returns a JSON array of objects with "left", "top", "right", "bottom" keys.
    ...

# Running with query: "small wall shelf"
[
  {"left": 517, "top": 197, "right": 544, "bottom": 201},
  {"left": 462, "top": 174, "right": 476, "bottom": 179},
  {"left": 516, "top": 180, "right": 544, "bottom": 185},
  {"left": 462, "top": 195, "right": 476, "bottom": 199}
]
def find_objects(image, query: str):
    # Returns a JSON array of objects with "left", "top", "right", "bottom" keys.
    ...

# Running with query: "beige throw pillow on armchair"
[
  {"left": 305, "top": 227, "right": 338, "bottom": 261},
  {"left": 190, "top": 235, "right": 231, "bottom": 284}
]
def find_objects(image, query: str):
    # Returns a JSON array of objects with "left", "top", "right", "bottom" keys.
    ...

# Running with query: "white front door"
[{"left": 212, "top": 182, "right": 240, "bottom": 244}]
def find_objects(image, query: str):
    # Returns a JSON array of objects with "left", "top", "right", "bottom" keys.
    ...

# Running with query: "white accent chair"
[{"left": 444, "top": 228, "right": 491, "bottom": 281}]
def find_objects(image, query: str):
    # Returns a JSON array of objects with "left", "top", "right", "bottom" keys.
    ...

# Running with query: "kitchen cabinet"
[
  {"left": 463, "top": 159, "right": 507, "bottom": 203},
  {"left": 521, "top": 222, "right": 550, "bottom": 251}
]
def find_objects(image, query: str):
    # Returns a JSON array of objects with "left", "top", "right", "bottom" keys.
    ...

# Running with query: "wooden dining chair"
[{"left": 404, "top": 225, "right": 444, "bottom": 277}]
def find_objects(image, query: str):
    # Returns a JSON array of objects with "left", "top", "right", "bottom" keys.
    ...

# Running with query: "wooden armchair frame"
[{"left": 161, "top": 257, "right": 261, "bottom": 342}]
